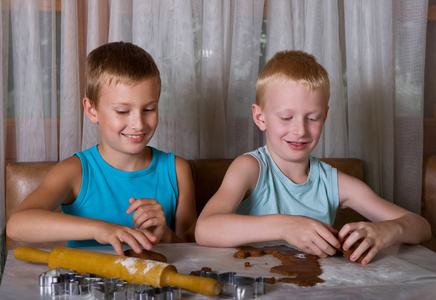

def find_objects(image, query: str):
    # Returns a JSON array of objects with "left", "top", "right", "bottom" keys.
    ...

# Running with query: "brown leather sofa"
[
  {"left": 5, "top": 157, "right": 435, "bottom": 252},
  {"left": 422, "top": 156, "right": 436, "bottom": 252}
]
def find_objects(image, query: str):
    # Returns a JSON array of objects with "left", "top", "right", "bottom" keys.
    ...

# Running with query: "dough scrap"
[
  {"left": 234, "top": 245, "right": 324, "bottom": 287},
  {"left": 340, "top": 234, "right": 369, "bottom": 263},
  {"left": 123, "top": 248, "right": 167, "bottom": 263}
]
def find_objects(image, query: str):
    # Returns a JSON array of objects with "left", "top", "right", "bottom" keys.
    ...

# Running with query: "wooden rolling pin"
[{"left": 14, "top": 246, "right": 221, "bottom": 296}]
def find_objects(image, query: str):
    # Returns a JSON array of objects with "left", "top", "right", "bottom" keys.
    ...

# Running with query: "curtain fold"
[
  {"left": 344, "top": 0, "right": 396, "bottom": 201},
  {"left": 81, "top": 0, "right": 105, "bottom": 152},
  {"left": 393, "top": 1, "right": 428, "bottom": 212},
  {"left": 60, "top": 0, "right": 81, "bottom": 160},
  {"left": 11, "top": 1, "right": 51, "bottom": 161}
]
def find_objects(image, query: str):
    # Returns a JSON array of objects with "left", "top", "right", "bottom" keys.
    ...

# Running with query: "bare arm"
[
  {"left": 6, "top": 156, "right": 158, "bottom": 255},
  {"left": 168, "top": 156, "right": 197, "bottom": 242},
  {"left": 195, "top": 155, "right": 340, "bottom": 257},
  {"left": 337, "top": 171, "right": 431, "bottom": 264}
]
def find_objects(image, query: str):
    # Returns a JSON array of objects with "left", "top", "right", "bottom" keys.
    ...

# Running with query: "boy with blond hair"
[
  {"left": 7, "top": 42, "right": 197, "bottom": 256},
  {"left": 196, "top": 50, "right": 430, "bottom": 264}
]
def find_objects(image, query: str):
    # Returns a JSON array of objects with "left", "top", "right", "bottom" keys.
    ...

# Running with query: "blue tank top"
[
  {"left": 62, "top": 145, "right": 178, "bottom": 247},
  {"left": 235, "top": 146, "right": 339, "bottom": 225}
]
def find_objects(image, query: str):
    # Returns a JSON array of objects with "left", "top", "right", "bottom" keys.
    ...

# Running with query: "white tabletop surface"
[{"left": 1, "top": 242, "right": 436, "bottom": 299}]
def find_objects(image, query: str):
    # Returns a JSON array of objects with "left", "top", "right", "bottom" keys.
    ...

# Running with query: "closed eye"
[
  {"left": 116, "top": 111, "right": 129, "bottom": 115},
  {"left": 308, "top": 116, "right": 322, "bottom": 122}
]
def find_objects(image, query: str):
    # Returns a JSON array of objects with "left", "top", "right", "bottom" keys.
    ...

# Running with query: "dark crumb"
[
  {"left": 244, "top": 261, "right": 252, "bottom": 267},
  {"left": 265, "top": 277, "right": 276, "bottom": 284},
  {"left": 189, "top": 266, "right": 213, "bottom": 275}
]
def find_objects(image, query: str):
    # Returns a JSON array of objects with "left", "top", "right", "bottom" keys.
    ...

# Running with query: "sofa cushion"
[
  {"left": 422, "top": 156, "right": 436, "bottom": 252},
  {"left": 5, "top": 161, "right": 65, "bottom": 251}
]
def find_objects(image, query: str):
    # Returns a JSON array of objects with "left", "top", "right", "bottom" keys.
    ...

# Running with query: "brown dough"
[
  {"left": 234, "top": 245, "right": 324, "bottom": 287},
  {"left": 190, "top": 267, "right": 213, "bottom": 275},
  {"left": 340, "top": 234, "right": 369, "bottom": 263},
  {"left": 123, "top": 248, "right": 167, "bottom": 263},
  {"left": 233, "top": 246, "right": 266, "bottom": 258}
]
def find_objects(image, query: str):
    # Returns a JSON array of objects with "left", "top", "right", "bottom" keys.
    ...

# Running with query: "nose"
[
  {"left": 291, "top": 118, "right": 306, "bottom": 137},
  {"left": 129, "top": 111, "right": 145, "bottom": 131}
]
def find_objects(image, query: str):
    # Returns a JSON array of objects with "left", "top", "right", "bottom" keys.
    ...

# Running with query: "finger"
[
  {"left": 135, "top": 211, "right": 166, "bottom": 229},
  {"left": 359, "top": 247, "right": 377, "bottom": 265},
  {"left": 349, "top": 239, "right": 371, "bottom": 262},
  {"left": 110, "top": 240, "right": 126, "bottom": 256},
  {"left": 313, "top": 238, "right": 338, "bottom": 256},
  {"left": 127, "top": 198, "right": 158, "bottom": 214},
  {"left": 132, "top": 207, "right": 165, "bottom": 227},
  {"left": 132, "top": 209, "right": 157, "bottom": 228},
  {"left": 320, "top": 232, "right": 341, "bottom": 249},
  {"left": 297, "top": 238, "right": 331, "bottom": 258},
  {"left": 138, "top": 218, "right": 157, "bottom": 230},
  {"left": 121, "top": 232, "right": 148, "bottom": 252},
  {"left": 341, "top": 231, "right": 362, "bottom": 251},
  {"left": 337, "top": 222, "right": 359, "bottom": 242},
  {"left": 135, "top": 230, "right": 158, "bottom": 249},
  {"left": 308, "top": 243, "right": 330, "bottom": 258},
  {"left": 126, "top": 198, "right": 138, "bottom": 214},
  {"left": 324, "top": 223, "right": 339, "bottom": 235}
]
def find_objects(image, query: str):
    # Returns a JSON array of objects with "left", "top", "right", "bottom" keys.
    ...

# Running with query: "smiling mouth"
[{"left": 125, "top": 134, "right": 144, "bottom": 139}]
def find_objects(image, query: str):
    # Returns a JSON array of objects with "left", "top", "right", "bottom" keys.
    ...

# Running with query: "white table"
[{"left": 1, "top": 242, "right": 436, "bottom": 299}]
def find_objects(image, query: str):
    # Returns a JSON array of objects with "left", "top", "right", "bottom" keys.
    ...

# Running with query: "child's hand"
[
  {"left": 338, "top": 221, "right": 398, "bottom": 265},
  {"left": 93, "top": 222, "right": 158, "bottom": 256},
  {"left": 279, "top": 215, "right": 341, "bottom": 258},
  {"left": 126, "top": 198, "right": 170, "bottom": 242}
]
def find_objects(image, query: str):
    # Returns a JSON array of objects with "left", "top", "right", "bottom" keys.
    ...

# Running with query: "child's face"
[
  {"left": 87, "top": 78, "right": 160, "bottom": 156},
  {"left": 253, "top": 79, "right": 328, "bottom": 165}
]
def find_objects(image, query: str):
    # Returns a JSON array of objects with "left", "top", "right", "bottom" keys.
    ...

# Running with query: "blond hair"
[
  {"left": 256, "top": 50, "right": 330, "bottom": 108},
  {"left": 85, "top": 42, "right": 161, "bottom": 106}
]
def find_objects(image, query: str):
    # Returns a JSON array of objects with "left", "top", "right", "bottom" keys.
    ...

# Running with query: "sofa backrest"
[
  {"left": 5, "top": 158, "right": 365, "bottom": 251},
  {"left": 422, "top": 156, "right": 436, "bottom": 252}
]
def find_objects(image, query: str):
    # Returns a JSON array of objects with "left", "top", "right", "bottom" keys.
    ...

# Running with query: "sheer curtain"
[{"left": 0, "top": 0, "right": 429, "bottom": 276}]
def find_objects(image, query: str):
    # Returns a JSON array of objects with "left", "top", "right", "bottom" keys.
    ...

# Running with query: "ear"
[
  {"left": 83, "top": 97, "right": 99, "bottom": 124},
  {"left": 252, "top": 104, "right": 266, "bottom": 131},
  {"left": 323, "top": 106, "right": 329, "bottom": 123}
]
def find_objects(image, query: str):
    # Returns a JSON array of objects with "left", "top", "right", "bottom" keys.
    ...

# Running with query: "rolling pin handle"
[
  {"left": 14, "top": 247, "right": 50, "bottom": 264},
  {"left": 162, "top": 269, "right": 221, "bottom": 296}
]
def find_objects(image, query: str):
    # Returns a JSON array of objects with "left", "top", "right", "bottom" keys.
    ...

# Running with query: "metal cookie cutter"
[
  {"left": 191, "top": 270, "right": 266, "bottom": 300},
  {"left": 39, "top": 268, "right": 181, "bottom": 300},
  {"left": 39, "top": 267, "right": 83, "bottom": 297}
]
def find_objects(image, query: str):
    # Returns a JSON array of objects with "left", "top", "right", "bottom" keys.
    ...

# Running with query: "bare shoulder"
[
  {"left": 174, "top": 155, "right": 195, "bottom": 196},
  {"left": 45, "top": 156, "right": 82, "bottom": 184},
  {"left": 174, "top": 155, "right": 191, "bottom": 175},
  {"left": 228, "top": 154, "right": 259, "bottom": 176},
  {"left": 40, "top": 156, "right": 83, "bottom": 201},
  {"left": 221, "top": 154, "right": 260, "bottom": 196},
  {"left": 17, "top": 156, "right": 82, "bottom": 210},
  {"left": 198, "top": 154, "right": 259, "bottom": 216},
  {"left": 337, "top": 170, "right": 369, "bottom": 205}
]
